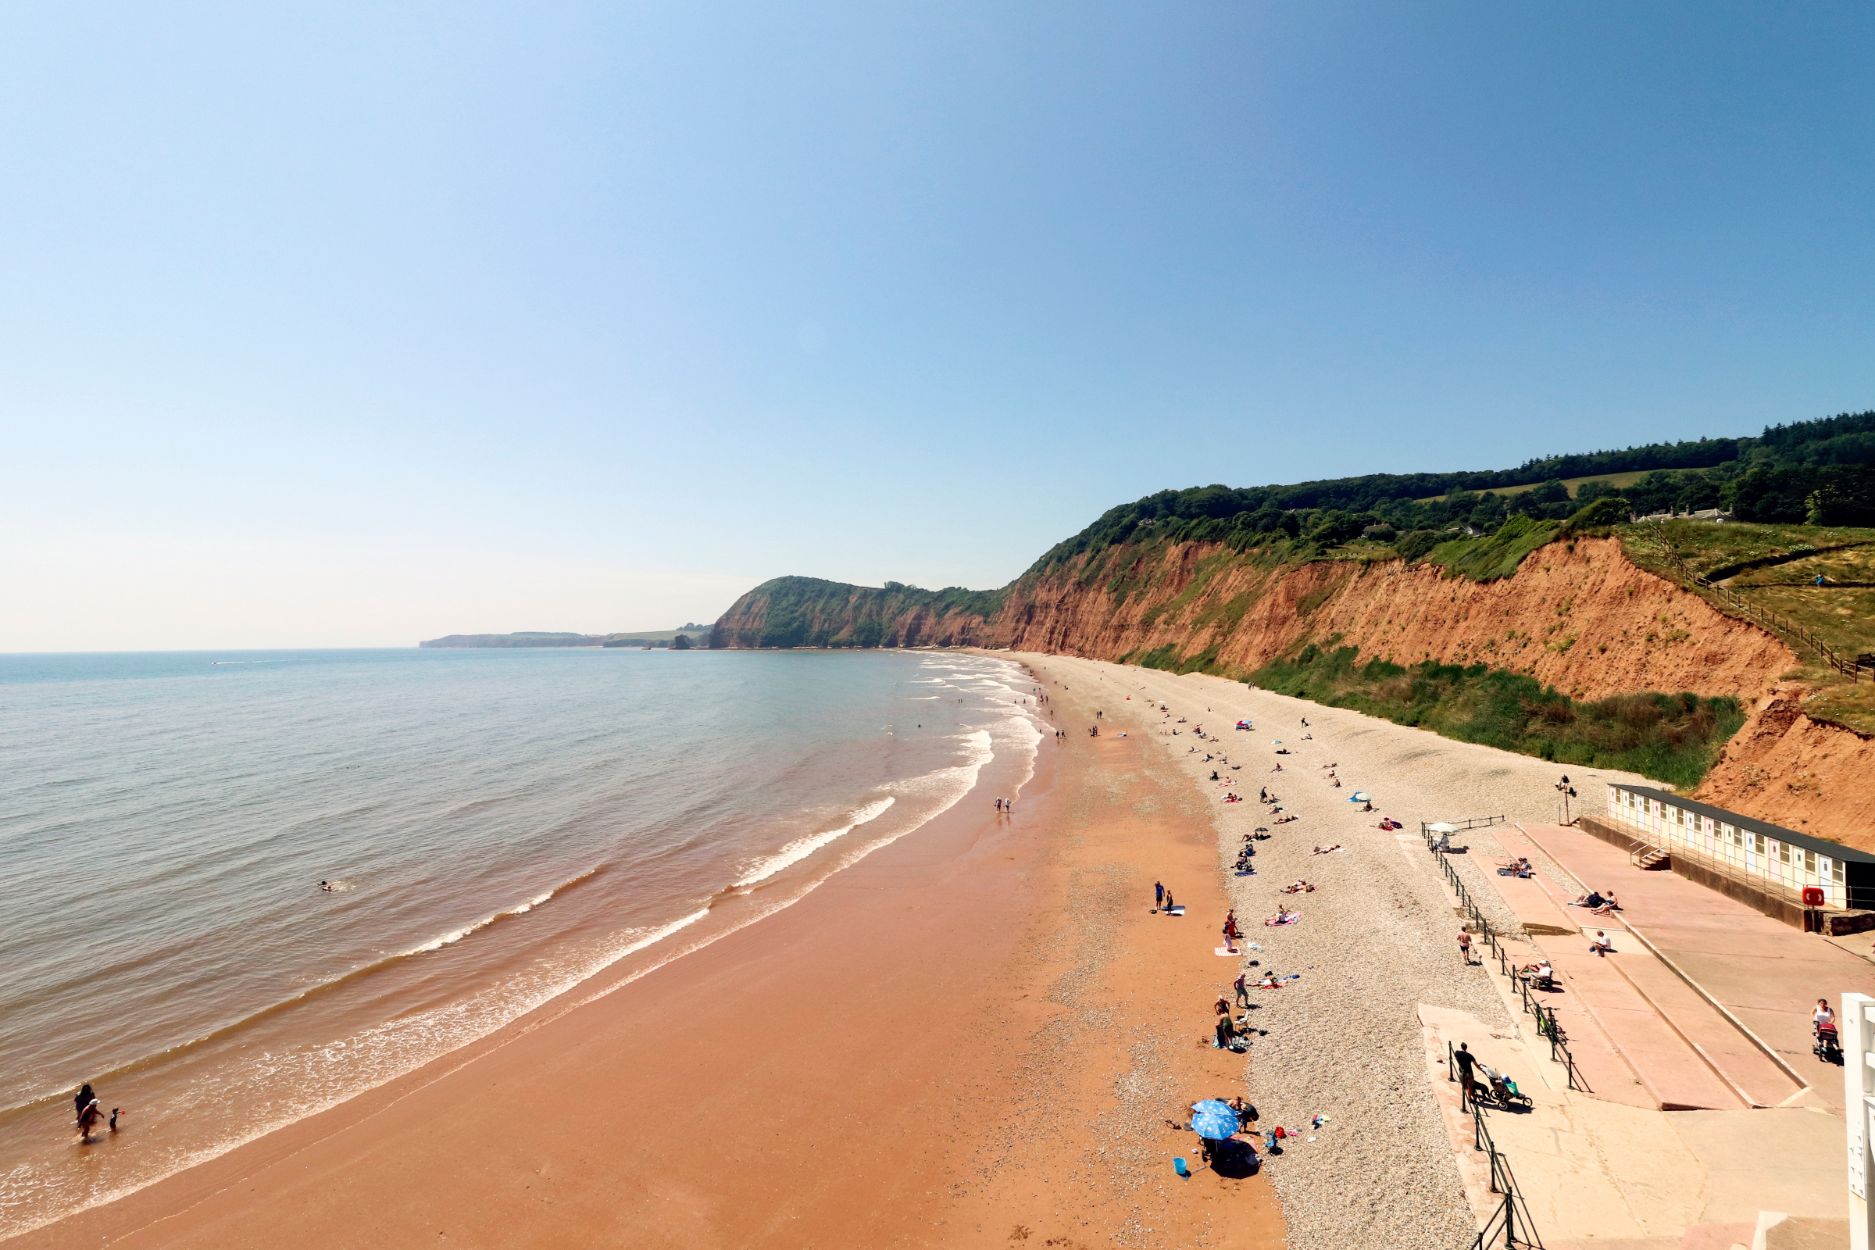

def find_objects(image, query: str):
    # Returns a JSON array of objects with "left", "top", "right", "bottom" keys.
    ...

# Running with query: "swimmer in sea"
[{"left": 321, "top": 880, "right": 334, "bottom": 892}]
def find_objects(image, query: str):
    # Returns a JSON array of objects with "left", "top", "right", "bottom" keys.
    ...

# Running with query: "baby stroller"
[
  {"left": 1471, "top": 1066, "right": 1533, "bottom": 1110},
  {"left": 1815, "top": 1021, "right": 1843, "bottom": 1065}
]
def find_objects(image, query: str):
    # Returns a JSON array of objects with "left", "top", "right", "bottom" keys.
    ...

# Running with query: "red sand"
[{"left": 14, "top": 666, "right": 1281, "bottom": 1249}]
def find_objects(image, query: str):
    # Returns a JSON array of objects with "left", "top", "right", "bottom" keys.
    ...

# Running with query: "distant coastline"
[{"left": 419, "top": 626, "right": 710, "bottom": 650}]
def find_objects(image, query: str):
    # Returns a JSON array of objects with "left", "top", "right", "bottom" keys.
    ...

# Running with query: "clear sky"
[{"left": 3, "top": 2, "right": 1871, "bottom": 650}]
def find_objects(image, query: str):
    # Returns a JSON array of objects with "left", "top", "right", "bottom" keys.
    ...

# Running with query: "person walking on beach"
[
  {"left": 1234, "top": 971, "right": 1251, "bottom": 1008},
  {"left": 1452, "top": 1043, "right": 1477, "bottom": 1110},
  {"left": 1457, "top": 930, "right": 1473, "bottom": 965},
  {"left": 1154, "top": 880, "right": 1165, "bottom": 912}
]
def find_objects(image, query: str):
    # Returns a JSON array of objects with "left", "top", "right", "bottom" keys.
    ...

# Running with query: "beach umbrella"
[
  {"left": 1192, "top": 1106, "right": 1240, "bottom": 1140},
  {"left": 1192, "top": 1098, "right": 1234, "bottom": 1117},
  {"left": 1426, "top": 821, "right": 1458, "bottom": 834},
  {"left": 1348, "top": 791, "right": 1370, "bottom": 802}
]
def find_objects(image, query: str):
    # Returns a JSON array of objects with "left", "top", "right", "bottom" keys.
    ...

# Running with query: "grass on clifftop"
[
  {"left": 1250, "top": 644, "right": 1745, "bottom": 788},
  {"left": 1621, "top": 520, "right": 1875, "bottom": 733},
  {"left": 1422, "top": 515, "right": 1563, "bottom": 581}
]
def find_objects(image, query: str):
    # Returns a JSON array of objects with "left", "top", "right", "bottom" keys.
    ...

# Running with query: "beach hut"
[{"left": 1603, "top": 783, "right": 1875, "bottom": 912}]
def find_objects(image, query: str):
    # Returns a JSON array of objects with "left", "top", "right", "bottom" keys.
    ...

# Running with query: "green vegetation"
[
  {"left": 1251, "top": 644, "right": 1746, "bottom": 787},
  {"left": 1622, "top": 521, "right": 1875, "bottom": 732},
  {"left": 420, "top": 628, "right": 711, "bottom": 648},
  {"left": 1414, "top": 468, "right": 1682, "bottom": 503},
  {"left": 1422, "top": 515, "right": 1562, "bottom": 581},
  {"left": 720, "top": 576, "right": 1004, "bottom": 648},
  {"left": 1032, "top": 409, "right": 1875, "bottom": 579},
  {"left": 1131, "top": 641, "right": 1230, "bottom": 676}
]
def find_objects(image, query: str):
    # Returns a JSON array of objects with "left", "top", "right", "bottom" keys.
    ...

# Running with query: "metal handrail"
[
  {"left": 1627, "top": 840, "right": 1667, "bottom": 868},
  {"left": 1446, "top": 1041, "right": 1548, "bottom": 1249},
  {"left": 1424, "top": 823, "right": 1587, "bottom": 1093}
]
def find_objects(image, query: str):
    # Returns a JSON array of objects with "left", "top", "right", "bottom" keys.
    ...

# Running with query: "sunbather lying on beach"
[
  {"left": 1264, "top": 907, "right": 1299, "bottom": 926},
  {"left": 1274, "top": 813, "right": 1298, "bottom": 824},
  {"left": 1376, "top": 818, "right": 1401, "bottom": 830},
  {"left": 1496, "top": 857, "right": 1533, "bottom": 878},
  {"left": 1312, "top": 844, "right": 1343, "bottom": 854},
  {"left": 1280, "top": 880, "right": 1315, "bottom": 894},
  {"left": 1568, "top": 890, "right": 1606, "bottom": 909}
]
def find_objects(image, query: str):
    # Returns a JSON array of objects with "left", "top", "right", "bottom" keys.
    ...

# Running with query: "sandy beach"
[
  {"left": 15, "top": 650, "right": 1697, "bottom": 1250},
  {"left": 1020, "top": 655, "right": 1664, "bottom": 1250},
  {"left": 13, "top": 663, "right": 1284, "bottom": 1250}
]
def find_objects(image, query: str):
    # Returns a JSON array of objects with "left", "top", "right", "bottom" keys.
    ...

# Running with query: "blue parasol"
[
  {"left": 1192, "top": 1098, "right": 1234, "bottom": 1116},
  {"left": 1191, "top": 1107, "right": 1240, "bottom": 1140}
]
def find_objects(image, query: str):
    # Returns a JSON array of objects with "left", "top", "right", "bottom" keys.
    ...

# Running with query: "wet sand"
[{"left": 14, "top": 666, "right": 1283, "bottom": 1250}]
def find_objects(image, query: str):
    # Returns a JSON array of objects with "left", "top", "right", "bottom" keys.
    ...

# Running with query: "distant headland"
[{"left": 419, "top": 625, "right": 711, "bottom": 650}]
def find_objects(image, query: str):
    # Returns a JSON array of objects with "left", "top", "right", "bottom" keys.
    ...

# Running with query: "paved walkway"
[
  {"left": 1417, "top": 820, "right": 1860, "bottom": 1247},
  {"left": 1472, "top": 824, "right": 1802, "bottom": 1110},
  {"left": 1516, "top": 822, "right": 1875, "bottom": 1112},
  {"left": 1421, "top": 1001, "right": 1845, "bottom": 1250}
]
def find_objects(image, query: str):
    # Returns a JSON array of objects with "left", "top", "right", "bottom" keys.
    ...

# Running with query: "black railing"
[
  {"left": 1422, "top": 822, "right": 1589, "bottom": 1094},
  {"left": 1446, "top": 1042, "right": 1547, "bottom": 1249}
]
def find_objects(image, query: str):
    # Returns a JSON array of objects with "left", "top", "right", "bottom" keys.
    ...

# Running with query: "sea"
[{"left": 0, "top": 646, "right": 1044, "bottom": 1237}]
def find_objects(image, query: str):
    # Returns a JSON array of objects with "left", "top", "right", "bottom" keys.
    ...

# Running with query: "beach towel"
[{"left": 1263, "top": 914, "right": 1299, "bottom": 927}]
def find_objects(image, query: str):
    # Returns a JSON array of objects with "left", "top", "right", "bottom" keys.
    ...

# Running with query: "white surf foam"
[{"left": 733, "top": 796, "right": 896, "bottom": 887}]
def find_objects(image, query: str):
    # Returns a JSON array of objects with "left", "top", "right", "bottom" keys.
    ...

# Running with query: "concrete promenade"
[
  {"left": 1516, "top": 820, "right": 1875, "bottom": 1111},
  {"left": 1418, "top": 819, "right": 1867, "bottom": 1249}
]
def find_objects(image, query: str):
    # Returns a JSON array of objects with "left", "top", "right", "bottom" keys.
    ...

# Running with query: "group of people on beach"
[{"left": 72, "top": 1084, "right": 120, "bottom": 1144}]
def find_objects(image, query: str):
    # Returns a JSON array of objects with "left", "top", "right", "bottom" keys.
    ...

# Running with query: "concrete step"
[
  {"left": 1545, "top": 946, "right": 1746, "bottom": 1110},
  {"left": 1604, "top": 946, "right": 1802, "bottom": 1107}
]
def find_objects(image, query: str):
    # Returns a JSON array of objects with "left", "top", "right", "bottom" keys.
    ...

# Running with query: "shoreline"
[
  {"left": 13, "top": 658, "right": 1286, "bottom": 1249},
  {"left": 1024, "top": 655, "right": 1666, "bottom": 1250}
]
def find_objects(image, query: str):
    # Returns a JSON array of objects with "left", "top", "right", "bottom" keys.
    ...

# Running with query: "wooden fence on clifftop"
[{"left": 1639, "top": 522, "right": 1869, "bottom": 682}]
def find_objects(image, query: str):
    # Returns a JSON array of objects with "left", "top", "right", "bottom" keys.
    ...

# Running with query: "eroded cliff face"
[
  {"left": 1696, "top": 685, "right": 1875, "bottom": 840},
  {"left": 714, "top": 539, "right": 1875, "bottom": 844},
  {"left": 994, "top": 537, "right": 1795, "bottom": 701}
]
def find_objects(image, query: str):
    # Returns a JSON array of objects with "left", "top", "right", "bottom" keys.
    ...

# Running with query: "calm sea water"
[{"left": 0, "top": 647, "right": 1042, "bottom": 1236}]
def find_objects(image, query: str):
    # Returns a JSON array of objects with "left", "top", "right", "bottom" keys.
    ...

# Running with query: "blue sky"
[{"left": 3, "top": 2, "right": 1871, "bottom": 648}]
